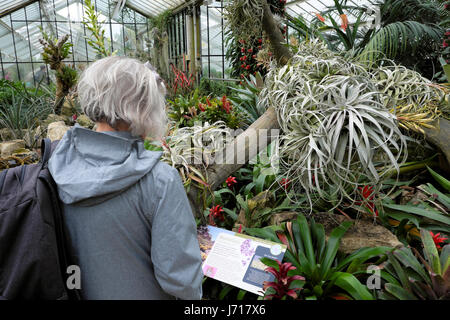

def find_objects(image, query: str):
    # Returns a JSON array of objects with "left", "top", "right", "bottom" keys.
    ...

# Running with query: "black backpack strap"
[{"left": 40, "top": 139, "right": 60, "bottom": 169}]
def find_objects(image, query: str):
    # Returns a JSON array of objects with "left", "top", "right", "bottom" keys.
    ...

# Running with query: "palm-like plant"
[{"left": 292, "top": 0, "right": 447, "bottom": 79}]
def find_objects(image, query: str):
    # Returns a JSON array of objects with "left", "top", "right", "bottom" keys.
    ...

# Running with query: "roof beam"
[
  {"left": 0, "top": 0, "right": 39, "bottom": 19},
  {"left": 0, "top": 19, "right": 42, "bottom": 59}
]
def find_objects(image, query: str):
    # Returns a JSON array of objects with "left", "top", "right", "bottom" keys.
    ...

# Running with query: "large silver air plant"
[{"left": 260, "top": 40, "right": 408, "bottom": 210}]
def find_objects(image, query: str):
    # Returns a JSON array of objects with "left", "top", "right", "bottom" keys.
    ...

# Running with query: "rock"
[
  {"left": 29, "top": 126, "right": 44, "bottom": 148},
  {"left": 247, "top": 190, "right": 274, "bottom": 211},
  {"left": 76, "top": 114, "right": 94, "bottom": 128},
  {"left": 270, "top": 211, "right": 298, "bottom": 226},
  {"left": 310, "top": 212, "right": 403, "bottom": 254},
  {"left": 41, "top": 114, "right": 71, "bottom": 128},
  {"left": 61, "top": 99, "right": 76, "bottom": 117},
  {"left": 0, "top": 139, "right": 26, "bottom": 157},
  {"left": 0, "top": 128, "right": 14, "bottom": 141},
  {"left": 47, "top": 121, "right": 70, "bottom": 141}
]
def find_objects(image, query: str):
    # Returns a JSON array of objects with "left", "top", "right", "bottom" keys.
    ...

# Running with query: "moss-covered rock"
[{"left": 76, "top": 114, "right": 94, "bottom": 129}]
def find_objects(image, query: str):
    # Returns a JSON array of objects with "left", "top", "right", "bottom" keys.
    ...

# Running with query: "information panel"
[{"left": 197, "top": 225, "right": 287, "bottom": 296}]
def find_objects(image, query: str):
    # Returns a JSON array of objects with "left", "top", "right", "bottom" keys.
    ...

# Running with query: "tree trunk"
[
  {"left": 261, "top": 0, "right": 293, "bottom": 64},
  {"left": 422, "top": 119, "right": 450, "bottom": 172},
  {"left": 187, "top": 106, "right": 280, "bottom": 219}
]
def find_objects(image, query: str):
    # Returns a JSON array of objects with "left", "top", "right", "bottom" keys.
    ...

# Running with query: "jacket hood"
[{"left": 48, "top": 124, "right": 162, "bottom": 206}]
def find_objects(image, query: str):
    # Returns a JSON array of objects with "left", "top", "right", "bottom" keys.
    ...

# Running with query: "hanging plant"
[
  {"left": 39, "top": 29, "right": 77, "bottom": 115},
  {"left": 224, "top": 0, "right": 287, "bottom": 80}
]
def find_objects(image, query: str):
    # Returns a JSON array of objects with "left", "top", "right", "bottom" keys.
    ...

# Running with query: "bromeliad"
[
  {"left": 356, "top": 185, "right": 378, "bottom": 216},
  {"left": 209, "top": 205, "right": 225, "bottom": 225},
  {"left": 430, "top": 231, "right": 448, "bottom": 249},
  {"left": 263, "top": 260, "right": 304, "bottom": 300},
  {"left": 226, "top": 176, "right": 237, "bottom": 188}
]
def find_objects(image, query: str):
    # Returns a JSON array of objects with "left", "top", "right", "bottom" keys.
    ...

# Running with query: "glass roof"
[{"left": 0, "top": 0, "right": 379, "bottom": 82}]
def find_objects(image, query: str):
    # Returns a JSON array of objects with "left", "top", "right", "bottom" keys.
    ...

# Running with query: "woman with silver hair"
[{"left": 48, "top": 56, "right": 203, "bottom": 300}]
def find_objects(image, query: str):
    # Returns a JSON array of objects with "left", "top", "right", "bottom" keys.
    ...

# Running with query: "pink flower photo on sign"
[{"left": 203, "top": 265, "right": 217, "bottom": 278}]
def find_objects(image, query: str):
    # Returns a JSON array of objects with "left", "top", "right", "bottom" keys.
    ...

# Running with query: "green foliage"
[
  {"left": 246, "top": 214, "right": 391, "bottom": 300},
  {"left": 0, "top": 81, "right": 53, "bottom": 145},
  {"left": 379, "top": 230, "right": 449, "bottom": 300},
  {"left": 148, "top": 9, "right": 172, "bottom": 31},
  {"left": 228, "top": 73, "right": 265, "bottom": 127},
  {"left": 380, "top": 167, "right": 450, "bottom": 243},
  {"left": 82, "top": 0, "right": 114, "bottom": 58},
  {"left": 40, "top": 28, "right": 73, "bottom": 65},
  {"left": 224, "top": 0, "right": 287, "bottom": 79},
  {"left": 167, "top": 89, "right": 243, "bottom": 129},
  {"left": 198, "top": 78, "right": 236, "bottom": 98},
  {"left": 39, "top": 28, "right": 77, "bottom": 114},
  {"left": 293, "top": 0, "right": 448, "bottom": 79}
]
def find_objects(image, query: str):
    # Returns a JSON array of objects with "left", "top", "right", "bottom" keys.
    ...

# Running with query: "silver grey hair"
[{"left": 77, "top": 56, "right": 167, "bottom": 139}]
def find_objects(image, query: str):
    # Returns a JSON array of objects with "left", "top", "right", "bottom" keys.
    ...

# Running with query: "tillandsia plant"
[
  {"left": 39, "top": 29, "right": 77, "bottom": 115},
  {"left": 378, "top": 228, "right": 450, "bottom": 300},
  {"left": 246, "top": 214, "right": 391, "bottom": 300},
  {"left": 373, "top": 64, "right": 447, "bottom": 124},
  {"left": 155, "top": 121, "right": 234, "bottom": 195},
  {"left": 260, "top": 40, "right": 408, "bottom": 210}
]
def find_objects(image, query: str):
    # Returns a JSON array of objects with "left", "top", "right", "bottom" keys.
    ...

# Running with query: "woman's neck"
[{"left": 95, "top": 121, "right": 130, "bottom": 132}]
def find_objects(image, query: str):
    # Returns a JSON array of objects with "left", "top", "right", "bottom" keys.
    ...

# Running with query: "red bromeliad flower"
[
  {"left": 356, "top": 185, "right": 378, "bottom": 216},
  {"left": 226, "top": 176, "right": 237, "bottom": 188},
  {"left": 315, "top": 13, "right": 325, "bottom": 22},
  {"left": 198, "top": 103, "right": 206, "bottom": 112},
  {"left": 280, "top": 178, "right": 291, "bottom": 190},
  {"left": 430, "top": 231, "right": 448, "bottom": 249},
  {"left": 72, "top": 114, "right": 77, "bottom": 121},
  {"left": 263, "top": 260, "right": 304, "bottom": 300},
  {"left": 209, "top": 205, "right": 224, "bottom": 225},
  {"left": 340, "top": 14, "right": 349, "bottom": 31},
  {"left": 221, "top": 95, "right": 232, "bottom": 114}
]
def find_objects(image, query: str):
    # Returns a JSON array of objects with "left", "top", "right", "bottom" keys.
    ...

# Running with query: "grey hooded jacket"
[{"left": 48, "top": 124, "right": 203, "bottom": 300}]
